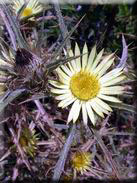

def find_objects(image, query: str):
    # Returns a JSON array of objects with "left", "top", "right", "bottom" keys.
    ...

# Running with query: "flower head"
[
  {"left": 12, "top": 0, "right": 43, "bottom": 19},
  {"left": 71, "top": 151, "right": 92, "bottom": 174},
  {"left": 0, "top": 48, "right": 14, "bottom": 96},
  {"left": 19, "top": 127, "right": 39, "bottom": 157},
  {"left": 49, "top": 43, "right": 126, "bottom": 125}
]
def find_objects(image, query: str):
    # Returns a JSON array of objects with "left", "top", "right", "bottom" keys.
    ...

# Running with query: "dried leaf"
[
  {"left": 0, "top": 89, "right": 26, "bottom": 113},
  {"left": 109, "top": 102, "right": 136, "bottom": 113},
  {"left": 116, "top": 35, "right": 128, "bottom": 68}
]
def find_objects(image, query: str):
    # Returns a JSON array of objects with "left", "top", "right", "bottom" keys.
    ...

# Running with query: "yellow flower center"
[
  {"left": 19, "top": 136, "right": 28, "bottom": 147},
  {"left": 70, "top": 71, "right": 100, "bottom": 101},
  {"left": 21, "top": 8, "right": 33, "bottom": 17}
]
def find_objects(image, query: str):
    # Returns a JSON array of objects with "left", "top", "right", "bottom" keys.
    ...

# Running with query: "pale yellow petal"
[
  {"left": 92, "top": 99, "right": 109, "bottom": 115},
  {"left": 82, "top": 102, "right": 88, "bottom": 126},
  {"left": 75, "top": 43, "right": 81, "bottom": 71},
  {"left": 94, "top": 97, "right": 112, "bottom": 112},
  {"left": 101, "top": 76, "right": 126, "bottom": 87},
  {"left": 82, "top": 43, "right": 88, "bottom": 70},
  {"left": 67, "top": 62, "right": 75, "bottom": 73},
  {"left": 49, "top": 80, "right": 69, "bottom": 89},
  {"left": 58, "top": 74, "right": 69, "bottom": 85},
  {"left": 69, "top": 49, "right": 77, "bottom": 70},
  {"left": 98, "top": 93, "right": 121, "bottom": 103},
  {"left": 100, "top": 86, "right": 124, "bottom": 95},
  {"left": 97, "top": 58, "right": 114, "bottom": 78},
  {"left": 99, "top": 71, "right": 123, "bottom": 84},
  {"left": 90, "top": 100, "right": 104, "bottom": 118},
  {"left": 94, "top": 55, "right": 114, "bottom": 75},
  {"left": 51, "top": 88, "right": 70, "bottom": 94},
  {"left": 86, "top": 45, "right": 96, "bottom": 70},
  {"left": 86, "top": 102, "right": 96, "bottom": 125},
  {"left": 58, "top": 97, "right": 76, "bottom": 108},
  {"left": 60, "top": 65, "right": 73, "bottom": 77},
  {"left": 99, "top": 67, "right": 123, "bottom": 82},
  {"left": 56, "top": 68, "right": 70, "bottom": 81},
  {"left": 67, "top": 100, "right": 81, "bottom": 123},
  {"left": 55, "top": 93, "right": 73, "bottom": 100},
  {"left": 90, "top": 49, "right": 104, "bottom": 71}
]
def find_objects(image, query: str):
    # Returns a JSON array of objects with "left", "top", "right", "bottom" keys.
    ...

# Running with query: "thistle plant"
[{"left": 0, "top": 2, "right": 135, "bottom": 182}]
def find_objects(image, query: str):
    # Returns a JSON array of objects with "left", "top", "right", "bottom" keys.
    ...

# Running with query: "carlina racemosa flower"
[
  {"left": 71, "top": 151, "right": 92, "bottom": 175},
  {"left": 49, "top": 43, "right": 126, "bottom": 126},
  {"left": 12, "top": 0, "right": 43, "bottom": 19}
]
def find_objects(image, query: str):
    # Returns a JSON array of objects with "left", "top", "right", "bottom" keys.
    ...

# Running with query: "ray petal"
[
  {"left": 82, "top": 43, "right": 88, "bottom": 70},
  {"left": 75, "top": 43, "right": 81, "bottom": 71},
  {"left": 101, "top": 76, "right": 126, "bottom": 87},
  {"left": 89, "top": 100, "right": 104, "bottom": 118},
  {"left": 82, "top": 102, "right": 88, "bottom": 126},
  {"left": 67, "top": 100, "right": 81, "bottom": 123},
  {"left": 49, "top": 80, "right": 69, "bottom": 89},
  {"left": 60, "top": 65, "right": 73, "bottom": 77},
  {"left": 86, "top": 102, "right": 96, "bottom": 125},
  {"left": 69, "top": 49, "right": 77, "bottom": 70},
  {"left": 86, "top": 45, "right": 96, "bottom": 70},
  {"left": 92, "top": 99, "right": 109, "bottom": 115},
  {"left": 94, "top": 55, "right": 114, "bottom": 75},
  {"left": 56, "top": 68, "right": 70, "bottom": 81},
  {"left": 67, "top": 62, "right": 75, "bottom": 73},
  {"left": 58, "top": 74, "right": 69, "bottom": 85},
  {"left": 97, "top": 93, "right": 121, "bottom": 103},
  {"left": 55, "top": 93, "right": 73, "bottom": 100},
  {"left": 94, "top": 97, "right": 112, "bottom": 111},
  {"left": 99, "top": 70, "right": 123, "bottom": 84},
  {"left": 51, "top": 88, "right": 70, "bottom": 94},
  {"left": 90, "top": 49, "right": 104, "bottom": 71},
  {"left": 58, "top": 97, "right": 76, "bottom": 108},
  {"left": 97, "top": 58, "right": 114, "bottom": 78},
  {"left": 100, "top": 86, "right": 124, "bottom": 95},
  {"left": 99, "top": 67, "right": 123, "bottom": 81}
]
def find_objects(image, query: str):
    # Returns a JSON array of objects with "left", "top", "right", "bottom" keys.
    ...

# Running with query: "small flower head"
[
  {"left": 49, "top": 43, "right": 126, "bottom": 125},
  {"left": 71, "top": 151, "right": 92, "bottom": 174},
  {"left": 12, "top": 0, "right": 43, "bottom": 19},
  {"left": 19, "top": 127, "right": 39, "bottom": 157},
  {"left": 0, "top": 48, "right": 14, "bottom": 96}
]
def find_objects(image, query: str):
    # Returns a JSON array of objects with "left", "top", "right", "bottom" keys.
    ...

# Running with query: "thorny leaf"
[
  {"left": 0, "top": 89, "right": 26, "bottom": 113},
  {"left": 116, "top": 35, "right": 128, "bottom": 68},
  {"left": 48, "top": 15, "right": 85, "bottom": 70},
  {"left": 16, "top": 3, "right": 27, "bottom": 20},
  {"left": 53, "top": 0, "right": 71, "bottom": 49},
  {"left": 89, "top": 127, "right": 121, "bottom": 180},
  {"left": 109, "top": 102, "right": 136, "bottom": 113},
  {"left": 46, "top": 53, "right": 86, "bottom": 71},
  {"left": 52, "top": 124, "right": 76, "bottom": 181},
  {"left": 0, "top": 3, "right": 29, "bottom": 50}
]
